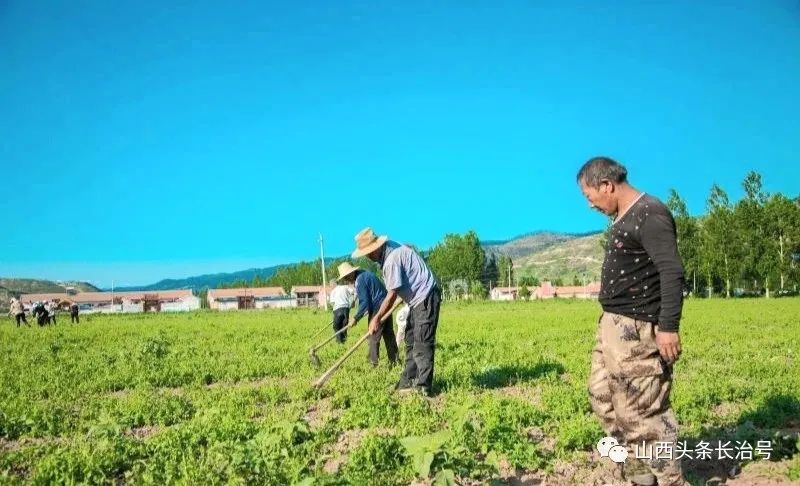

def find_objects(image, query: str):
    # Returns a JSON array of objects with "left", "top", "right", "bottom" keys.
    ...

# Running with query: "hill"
[
  {"left": 514, "top": 233, "right": 604, "bottom": 281},
  {"left": 484, "top": 231, "right": 604, "bottom": 282},
  {"left": 111, "top": 265, "right": 287, "bottom": 292},
  {"left": 112, "top": 232, "right": 607, "bottom": 291},
  {"left": 4, "top": 232, "right": 606, "bottom": 296}
]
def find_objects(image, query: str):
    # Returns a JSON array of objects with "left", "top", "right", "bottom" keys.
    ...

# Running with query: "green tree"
[
  {"left": 666, "top": 189, "right": 701, "bottom": 294},
  {"left": 497, "top": 255, "right": 515, "bottom": 287},
  {"left": 198, "top": 288, "right": 209, "bottom": 309},
  {"left": 518, "top": 285, "right": 531, "bottom": 300},
  {"left": 735, "top": 172, "right": 770, "bottom": 295},
  {"left": 427, "top": 231, "right": 485, "bottom": 286},
  {"left": 469, "top": 280, "right": 486, "bottom": 299},
  {"left": 764, "top": 193, "right": 800, "bottom": 291},
  {"left": 701, "top": 184, "right": 740, "bottom": 297},
  {"left": 264, "top": 254, "right": 382, "bottom": 295},
  {"left": 482, "top": 253, "right": 500, "bottom": 288},
  {"left": 352, "top": 257, "right": 381, "bottom": 278}
]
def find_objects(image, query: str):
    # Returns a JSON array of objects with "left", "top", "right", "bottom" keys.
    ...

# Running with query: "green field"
[{"left": 2, "top": 299, "right": 799, "bottom": 485}]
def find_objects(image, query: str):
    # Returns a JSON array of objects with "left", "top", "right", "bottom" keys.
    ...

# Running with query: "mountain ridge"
[{"left": 3, "top": 230, "right": 607, "bottom": 293}]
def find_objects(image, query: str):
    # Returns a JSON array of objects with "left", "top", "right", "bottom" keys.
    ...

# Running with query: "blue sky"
[{"left": 2, "top": 1, "right": 799, "bottom": 287}]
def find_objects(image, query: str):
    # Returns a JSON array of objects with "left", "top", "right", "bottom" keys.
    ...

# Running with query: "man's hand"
[
  {"left": 655, "top": 330, "right": 681, "bottom": 364},
  {"left": 367, "top": 290, "right": 398, "bottom": 336},
  {"left": 368, "top": 315, "right": 380, "bottom": 335},
  {"left": 348, "top": 317, "right": 356, "bottom": 327}
]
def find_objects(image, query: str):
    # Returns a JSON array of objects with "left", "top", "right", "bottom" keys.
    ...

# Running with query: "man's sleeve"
[
  {"left": 353, "top": 278, "right": 369, "bottom": 322},
  {"left": 640, "top": 206, "right": 685, "bottom": 332},
  {"left": 383, "top": 256, "right": 404, "bottom": 291}
]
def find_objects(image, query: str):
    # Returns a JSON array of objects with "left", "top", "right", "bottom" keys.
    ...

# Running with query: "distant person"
[
  {"left": 328, "top": 279, "right": 355, "bottom": 344},
  {"left": 351, "top": 228, "right": 441, "bottom": 396},
  {"left": 70, "top": 302, "right": 80, "bottom": 323},
  {"left": 32, "top": 301, "right": 49, "bottom": 326},
  {"left": 46, "top": 301, "right": 57, "bottom": 325},
  {"left": 8, "top": 298, "right": 29, "bottom": 327},
  {"left": 578, "top": 156, "right": 686, "bottom": 486},
  {"left": 337, "top": 262, "right": 398, "bottom": 367}
]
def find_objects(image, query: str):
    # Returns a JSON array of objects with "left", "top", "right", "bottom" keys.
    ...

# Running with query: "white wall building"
[
  {"left": 19, "top": 290, "right": 200, "bottom": 313},
  {"left": 207, "top": 287, "right": 296, "bottom": 310}
]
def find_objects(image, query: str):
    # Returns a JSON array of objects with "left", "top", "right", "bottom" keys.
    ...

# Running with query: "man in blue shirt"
[
  {"left": 351, "top": 227, "right": 441, "bottom": 396},
  {"left": 337, "top": 262, "right": 398, "bottom": 367}
]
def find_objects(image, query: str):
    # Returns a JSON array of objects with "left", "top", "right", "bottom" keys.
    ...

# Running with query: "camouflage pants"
[{"left": 588, "top": 312, "right": 684, "bottom": 485}]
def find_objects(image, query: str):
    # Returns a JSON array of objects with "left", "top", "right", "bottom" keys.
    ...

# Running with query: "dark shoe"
[
  {"left": 393, "top": 379, "right": 414, "bottom": 395},
  {"left": 623, "top": 458, "right": 656, "bottom": 486},
  {"left": 394, "top": 379, "right": 413, "bottom": 390}
]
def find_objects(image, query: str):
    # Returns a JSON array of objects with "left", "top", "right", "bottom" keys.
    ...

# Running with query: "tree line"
[
  {"left": 211, "top": 257, "right": 380, "bottom": 294},
  {"left": 201, "top": 171, "right": 798, "bottom": 301},
  {"left": 666, "top": 171, "right": 799, "bottom": 297}
]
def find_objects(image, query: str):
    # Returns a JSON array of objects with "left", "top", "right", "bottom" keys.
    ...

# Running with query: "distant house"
[
  {"left": 207, "top": 287, "right": 295, "bottom": 311},
  {"left": 19, "top": 290, "right": 200, "bottom": 313},
  {"left": 291, "top": 285, "right": 334, "bottom": 308},
  {"left": 533, "top": 281, "right": 556, "bottom": 299},
  {"left": 489, "top": 287, "right": 518, "bottom": 301},
  {"left": 554, "top": 282, "right": 601, "bottom": 299},
  {"left": 489, "top": 280, "right": 600, "bottom": 301}
]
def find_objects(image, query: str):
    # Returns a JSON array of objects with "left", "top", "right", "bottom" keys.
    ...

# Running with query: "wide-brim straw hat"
[
  {"left": 351, "top": 227, "right": 388, "bottom": 258},
  {"left": 336, "top": 262, "right": 360, "bottom": 281}
]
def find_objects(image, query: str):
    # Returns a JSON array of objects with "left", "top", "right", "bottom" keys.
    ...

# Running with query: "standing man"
[
  {"left": 328, "top": 279, "right": 355, "bottom": 344},
  {"left": 46, "top": 301, "right": 57, "bottom": 325},
  {"left": 337, "top": 262, "right": 398, "bottom": 367},
  {"left": 578, "top": 156, "right": 685, "bottom": 486},
  {"left": 33, "top": 301, "right": 49, "bottom": 326},
  {"left": 351, "top": 228, "right": 441, "bottom": 396},
  {"left": 9, "top": 298, "right": 29, "bottom": 327},
  {"left": 70, "top": 301, "right": 80, "bottom": 324}
]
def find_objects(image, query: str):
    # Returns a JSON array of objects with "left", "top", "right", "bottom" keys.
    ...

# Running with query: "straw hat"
[
  {"left": 351, "top": 227, "right": 388, "bottom": 258},
  {"left": 336, "top": 262, "right": 360, "bottom": 281}
]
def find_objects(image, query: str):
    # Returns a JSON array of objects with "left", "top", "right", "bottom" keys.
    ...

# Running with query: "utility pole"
[{"left": 319, "top": 234, "right": 329, "bottom": 311}]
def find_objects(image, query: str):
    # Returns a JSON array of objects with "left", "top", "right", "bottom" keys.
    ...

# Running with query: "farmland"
[{"left": 1, "top": 299, "right": 799, "bottom": 485}]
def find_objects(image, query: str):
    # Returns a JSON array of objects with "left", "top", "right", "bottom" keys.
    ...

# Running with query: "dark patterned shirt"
[{"left": 599, "top": 194, "right": 685, "bottom": 331}]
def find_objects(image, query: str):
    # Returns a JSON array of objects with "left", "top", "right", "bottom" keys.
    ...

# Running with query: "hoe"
[
  {"left": 308, "top": 321, "right": 359, "bottom": 367},
  {"left": 311, "top": 331, "right": 370, "bottom": 389},
  {"left": 308, "top": 301, "right": 403, "bottom": 367}
]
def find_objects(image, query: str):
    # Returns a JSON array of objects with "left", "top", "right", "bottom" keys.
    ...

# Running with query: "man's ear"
[{"left": 601, "top": 179, "right": 614, "bottom": 194}]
